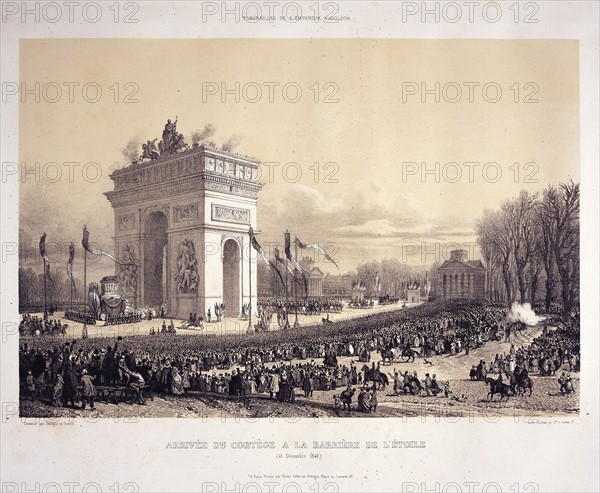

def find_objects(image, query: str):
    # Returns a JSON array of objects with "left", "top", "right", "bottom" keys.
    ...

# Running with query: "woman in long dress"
[
  {"left": 268, "top": 372, "right": 279, "bottom": 400},
  {"left": 169, "top": 369, "right": 184, "bottom": 395}
]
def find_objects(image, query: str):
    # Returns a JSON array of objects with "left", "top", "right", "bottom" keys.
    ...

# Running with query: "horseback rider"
[{"left": 495, "top": 372, "right": 504, "bottom": 392}]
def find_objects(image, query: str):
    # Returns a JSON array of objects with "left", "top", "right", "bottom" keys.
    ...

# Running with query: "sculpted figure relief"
[
  {"left": 175, "top": 239, "right": 199, "bottom": 294},
  {"left": 118, "top": 244, "right": 138, "bottom": 293}
]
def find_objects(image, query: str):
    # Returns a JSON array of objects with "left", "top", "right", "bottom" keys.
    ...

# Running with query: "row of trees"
[
  {"left": 257, "top": 258, "right": 427, "bottom": 300},
  {"left": 354, "top": 259, "right": 425, "bottom": 298},
  {"left": 19, "top": 267, "right": 80, "bottom": 311},
  {"left": 476, "top": 180, "right": 580, "bottom": 316}
]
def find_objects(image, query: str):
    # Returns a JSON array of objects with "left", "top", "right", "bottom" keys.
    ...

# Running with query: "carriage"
[{"left": 89, "top": 277, "right": 130, "bottom": 323}]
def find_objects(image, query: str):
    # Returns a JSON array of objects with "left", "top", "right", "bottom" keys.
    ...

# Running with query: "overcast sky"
[{"left": 19, "top": 39, "right": 579, "bottom": 281}]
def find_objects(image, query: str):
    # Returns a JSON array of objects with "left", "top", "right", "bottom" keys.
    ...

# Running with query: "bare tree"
[
  {"left": 545, "top": 180, "right": 580, "bottom": 318},
  {"left": 505, "top": 190, "right": 539, "bottom": 303},
  {"left": 477, "top": 208, "right": 514, "bottom": 305},
  {"left": 536, "top": 193, "right": 558, "bottom": 313},
  {"left": 475, "top": 209, "right": 496, "bottom": 302}
]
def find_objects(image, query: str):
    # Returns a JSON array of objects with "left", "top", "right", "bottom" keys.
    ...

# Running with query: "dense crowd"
[
  {"left": 347, "top": 299, "right": 375, "bottom": 309},
  {"left": 64, "top": 310, "right": 96, "bottom": 325},
  {"left": 473, "top": 310, "right": 580, "bottom": 381},
  {"left": 258, "top": 298, "right": 344, "bottom": 315},
  {"left": 378, "top": 295, "right": 400, "bottom": 305},
  {"left": 19, "top": 300, "right": 579, "bottom": 410},
  {"left": 105, "top": 313, "right": 143, "bottom": 325},
  {"left": 65, "top": 305, "right": 163, "bottom": 326},
  {"left": 19, "top": 314, "right": 68, "bottom": 337}
]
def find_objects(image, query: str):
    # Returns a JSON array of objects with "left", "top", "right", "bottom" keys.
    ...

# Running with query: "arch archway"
[
  {"left": 143, "top": 211, "right": 168, "bottom": 307},
  {"left": 222, "top": 238, "right": 241, "bottom": 316}
]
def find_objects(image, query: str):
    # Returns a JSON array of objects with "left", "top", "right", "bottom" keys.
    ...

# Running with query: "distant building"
[
  {"left": 258, "top": 257, "right": 330, "bottom": 299},
  {"left": 437, "top": 249, "right": 485, "bottom": 300},
  {"left": 299, "top": 257, "right": 326, "bottom": 298},
  {"left": 407, "top": 288, "right": 421, "bottom": 303}
]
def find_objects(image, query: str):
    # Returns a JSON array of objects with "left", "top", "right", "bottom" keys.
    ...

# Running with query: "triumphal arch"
[{"left": 105, "top": 119, "right": 262, "bottom": 320}]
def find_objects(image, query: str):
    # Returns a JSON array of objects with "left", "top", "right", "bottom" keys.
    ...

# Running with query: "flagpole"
[
  {"left": 248, "top": 227, "right": 252, "bottom": 332},
  {"left": 83, "top": 226, "right": 87, "bottom": 317},
  {"left": 43, "top": 256, "right": 47, "bottom": 320},
  {"left": 294, "top": 237, "right": 299, "bottom": 328},
  {"left": 285, "top": 230, "right": 288, "bottom": 309}
]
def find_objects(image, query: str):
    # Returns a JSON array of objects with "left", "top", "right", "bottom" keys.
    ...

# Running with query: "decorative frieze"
[
  {"left": 118, "top": 214, "right": 135, "bottom": 231},
  {"left": 174, "top": 203, "right": 199, "bottom": 223},
  {"left": 211, "top": 204, "right": 250, "bottom": 225}
]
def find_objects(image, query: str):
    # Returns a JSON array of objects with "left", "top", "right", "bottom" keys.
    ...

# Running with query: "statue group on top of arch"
[{"left": 138, "top": 117, "right": 190, "bottom": 163}]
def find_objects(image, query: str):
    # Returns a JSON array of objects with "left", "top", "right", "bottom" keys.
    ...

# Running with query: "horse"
[
  {"left": 339, "top": 388, "right": 355, "bottom": 411},
  {"left": 485, "top": 377, "right": 512, "bottom": 401},
  {"left": 401, "top": 347, "right": 419, "bottom": 363},
  {"left": 515, "top": 376, "right": 534, "bottom": 397},
  {"left": 361, "top": 365, "right": 388, "bottom": 389},
  {"left": 380, "top": 348, "right": 395, "bottom": 366}
]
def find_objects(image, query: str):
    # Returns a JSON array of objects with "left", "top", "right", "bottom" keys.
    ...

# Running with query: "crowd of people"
[
  {"left": 64, "top": 310, "right": 96, "bottom": 325},
  {"left": 258, "top": 298, "right": 344, "bottom": 315},
  {"left": 19, "top": 314, "right": 67, "bottom": 337},
  {"left": 469, "top": 310, "right": 580, "bottom": 396},
  {"left": 105, "top": 312, "right": 144, "bottom": 325},
  {"left": 65, "top": 305, "right": 165, "bottom": 326},
  {"left": 378, "top": 295, "right": 400, "bottom": 305},
  {"left": 18, "top": 300, "right": 580, "bottom": 412},
  {"left": 347, "top": 299, "right": 375, "bottom": 309},
  {"left": 149, "top": 320, "right": 177, "bottom": 335}
]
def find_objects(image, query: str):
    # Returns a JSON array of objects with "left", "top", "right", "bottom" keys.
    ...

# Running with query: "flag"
[
  {"left": 274, "top": 246, "right": 286, "bottom": 266},
  {"left": 295, "top": 237, "right": 340, "bottom": 271},
  {"left": 424, "top": 272, "right": 431, "bottom": 296},
  {"left": 285, "top": 231, "right": 308, "bottom": 294},
  {"left": 275, "top": 246, "right": 303, "bottom": 289},
  {"left": 39, "top": 233, "right": 53, "bottom": 284},
  {"left": 294, "top": 237, "right": 307, "bottom": 249},
  {"left": 67, "top": 242, "right": 76, "bottom": 296},
  {"left": 250, "top": 227, "right": 285, "bottom": 286},
  {"left": 82, "top": 226, "right": 123, "bottom": 264}
]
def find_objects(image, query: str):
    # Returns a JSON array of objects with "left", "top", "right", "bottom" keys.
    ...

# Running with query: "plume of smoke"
[
  {"left": 506, "top": 302, "right": 545, "bottom": 326},
  {"left": 121, "top": 137, "right": 141, "bottom": 163},
  {"left": 192, "top": 124, "right": 216, "bottom": 144},
  {"left": 222, "top": 135, "right": 242, "bottom": 152}
]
